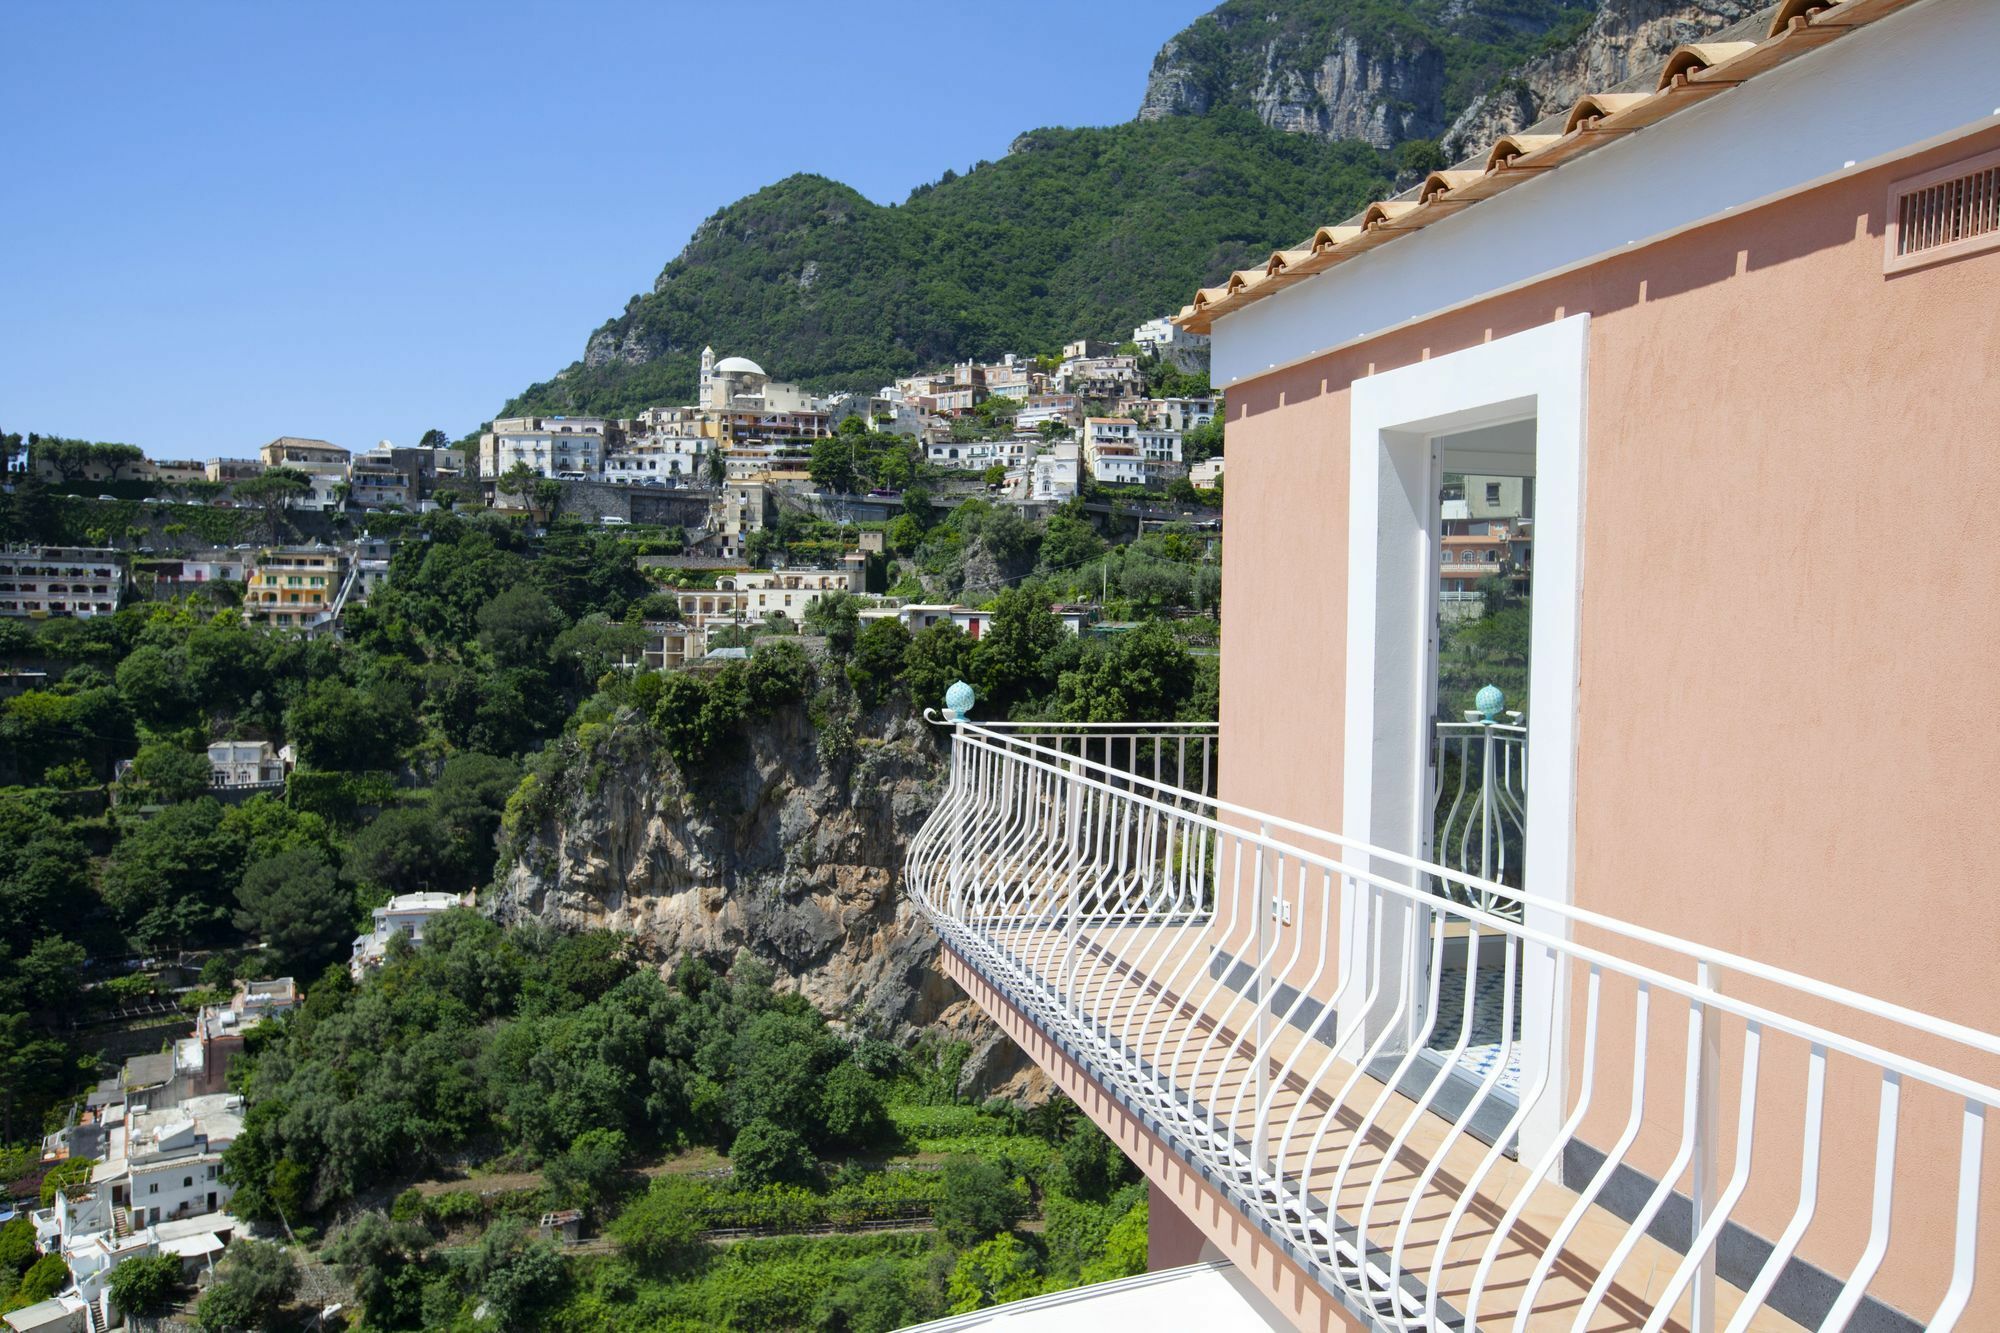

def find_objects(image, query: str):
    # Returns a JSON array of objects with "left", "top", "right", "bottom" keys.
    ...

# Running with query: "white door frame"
[{"left": 1340, "top": 314, "right": 1590, "bottom": 1152}]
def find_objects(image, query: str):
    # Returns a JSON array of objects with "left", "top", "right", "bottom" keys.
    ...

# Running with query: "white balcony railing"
[{"left": 907, "top": 718, "right": 2000, "bottom": 1333}]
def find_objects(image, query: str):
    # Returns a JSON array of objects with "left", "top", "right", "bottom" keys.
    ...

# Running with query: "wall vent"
[{"left": 1884, "top": 146, "right": 2000, "bottom": 273}]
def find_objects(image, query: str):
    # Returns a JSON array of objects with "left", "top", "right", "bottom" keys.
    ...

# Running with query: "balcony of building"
[{"left": 906, "top": 717, "right": 2000, "bottom": 1333}]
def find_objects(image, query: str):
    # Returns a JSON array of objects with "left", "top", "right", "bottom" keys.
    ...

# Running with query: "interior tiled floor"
[{"left": 1428, "top": 960, "right": 1525, "bottom": 1096}]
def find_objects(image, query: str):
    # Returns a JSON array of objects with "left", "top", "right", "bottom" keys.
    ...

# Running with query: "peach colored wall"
[
  {"left": 1216, "top": 124, "right": 2000, "bottom": 1322},
  {"left": 1147, "top": 1182, "right": 1211, "bottom": 1270}
]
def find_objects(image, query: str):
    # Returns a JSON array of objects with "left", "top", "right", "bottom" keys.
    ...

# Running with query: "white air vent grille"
[{"left": 1885, "top": 147, "right": 2000, "bottom": 273}]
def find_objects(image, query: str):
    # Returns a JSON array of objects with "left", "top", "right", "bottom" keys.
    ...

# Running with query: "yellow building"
[{"left": 245, "top": 548, "right": 342, "bottom": 630}]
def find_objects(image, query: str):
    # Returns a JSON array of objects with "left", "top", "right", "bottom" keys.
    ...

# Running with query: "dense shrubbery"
[
  {"left": 224, "top": 928, "right": 895, "bottom": 1222},
  {"left": 279, "top": 919, "right": 1147, "bottom": 1331}
]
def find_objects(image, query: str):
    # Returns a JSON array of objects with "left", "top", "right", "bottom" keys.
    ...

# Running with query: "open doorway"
[
  {"left": 1340, "top": 315, "right": 1588, "bottom": 1152},
  {"left": 1425, "top": 422, "right": 1536, "bottom": 1103}
]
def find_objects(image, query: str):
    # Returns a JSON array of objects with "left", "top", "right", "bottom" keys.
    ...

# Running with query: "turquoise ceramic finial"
[
  {"left": 1475, "top": 684, "right": 1505, "bottom": 722},
  {"left": 945, "top": 680, "right": 975, "bottom": 721}
]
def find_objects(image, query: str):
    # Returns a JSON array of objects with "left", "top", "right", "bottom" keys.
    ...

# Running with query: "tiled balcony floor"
[{"left": 968, "top": 917, "right": 1805, "bottom": 1332}]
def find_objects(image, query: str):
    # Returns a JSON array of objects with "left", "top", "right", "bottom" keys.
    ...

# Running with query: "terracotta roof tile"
[
  {"left": 1657, "top": 41, "right": 1764, "bottom": 90},
  {"left": 1484, "top": 134, "right": 1564, "bottom": 173},
  {"left": 1173, "top": 0, "right": 1920, "bottom": 337},
  {"left": 1562, "top": 93, "right": 1655, "bottom": 135}
]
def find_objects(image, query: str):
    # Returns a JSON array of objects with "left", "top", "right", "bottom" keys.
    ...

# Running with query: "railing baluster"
[
  {"left": 907, "top": 721, "right": 2000, "bottom": 1331},
  {"left": 1929, "top": 1100, "right": 1985, "bottom": 1330},
  {"left": 1723, "top": 1042, "right": 1825, "bottom": 1333},
  {"left": 1821, "top": 1072, "right": 1902, "bottom": 1333}
]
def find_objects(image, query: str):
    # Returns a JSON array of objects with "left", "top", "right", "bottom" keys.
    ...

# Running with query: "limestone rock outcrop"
[{"left": 491, "top": 703, "right": 1046, "bottom": 1100}]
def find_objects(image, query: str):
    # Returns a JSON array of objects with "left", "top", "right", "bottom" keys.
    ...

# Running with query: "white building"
[
  {"left": 605, "top": 435, "right": 710, "bottom": 486},
  {"left": 0, "top": 546, "right": 123, "bottom": 618},
  {"left": 674, "top": 562, "right": 867, "bottom": 643},
  {"left": 163, "top": 550, "right": 250, "bottom": 587},
  {"left": 1189, "top": 457, "right": 1223, "bottom": 489},
  {"left": 350, "top": 891, "right": 472, "bottom": 978},
  {"left": 1082, "top": 418, "right": 1146, "bottom": 485},
  {"left": 258, "top": 437, "right": 348, "bottom": 510},
  {"left": 99, "top": 1094, "right": 242, "bottom": 1228},
  {"left": 698, "top": 348, "right": 824, "bottom": 414},
  {"left": 1026, "top": 444, "right": 1081, "bottom": 503},
  {"left": 926, "top": 435, "right": 1033, "bottom": 472},
  {"left": 205, "top": 740, "right": 287, "bottom": 789},
  {"left": 1133, "top": 314, "right": 1211, "bottom": 370},
  {"left": 1148, "top": 395, "right": 1217, "bottom": 434},
  {"left": 480, "top": 417, "right": 607, "bottom": 480},
  {"left": 1055, "top": 353, "right": 1143, "bottom": 400},
  {"left": 1137, "top": 428, "right": 1184, "bottom": 475}
]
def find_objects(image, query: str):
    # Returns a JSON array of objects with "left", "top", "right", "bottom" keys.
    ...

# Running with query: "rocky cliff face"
[
  {"left": 1443, "top": 0, "right": 1754, "bottom": 153},
  {"left": 1139, "top": 1, "right": 1758, "bottom": 157},
  {"left": 1140, "top": 26, "right": 1447, "bottom": 149},
  {"left": 490, "top": 702, "right": 1047, "bottom": 1100}
]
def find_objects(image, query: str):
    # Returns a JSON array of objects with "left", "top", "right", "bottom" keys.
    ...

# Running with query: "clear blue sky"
[{"left": 1, "top": 1, "right": 1211, "bottom": 459}]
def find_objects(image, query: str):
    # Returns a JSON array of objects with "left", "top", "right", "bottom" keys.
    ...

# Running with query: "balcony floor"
[{"left": 973, "top": 919, "right": 1806, "bottom": 1333}]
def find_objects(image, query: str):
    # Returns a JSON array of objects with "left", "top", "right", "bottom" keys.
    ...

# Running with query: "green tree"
[
  {"left": 818, "top": 1060, "right": 889, "bottom": 1147},
  {"left": 900, "top": 622, "right": 974, "bottom": 713},
  {"left": 196, "top": 1238, "right": 297, "bottom": 1333},
  {"left": 13, "top": 1252, "right": 67, "bottom": 1305},
  {"left": 609, "top": 1176, "right": 712, "bottom": 1272},
  {"left": 934, "top": 1156, "right": 1028, "bottom": 1247},
  {"left": 972, "top": 587, "right": 1066, "bottom": 714},
  {"left": 468, "top": 1219, "right": 567, "bottom": 1327},
  {"left": 101, "top": 798, "right": 239, "bottom": 950},
  {"left": 0, "top": 1218, "right": 33, "bottom": 1293},
  {"left": 814, "top": 1256, "right": 934, "bottom": 1332},
  {"left": 344, "top": 805, "right": 452, "bottom": 896},
  {"left": 234, "top": 467, "right": 313, "bottom": 538},
  {"left": 478, "top": 584, "right": 564, "bottom": 668},
  {"left": 324, "top": 1211, "right": 432, "bottom": 1331},
  {"left": 1039, "top": 507, "right": 1105, "bottom": 573},
  {"left": 122, "top": 740, "right": 213, "bottom": 804},
  {"left": 235, "top": 846, "right": 352, "bottom": 972},
  {"left": 803, "top": 590, "right": 862, "bottom": 655},
  {"left": 114, "top": 643, "right": 191, "bottom": 724},
  {"left": 107, "top": 1252, "right": 183, "bottom": 1317},
  {"left": 1182, "top": 416, "right": 1224, "bottom": 466},
  {"left": 283, "top": 677, "right": 418, "bottom": 771},
  {"left": 0, "top": 1016, "right": 74, "bottom": 1145},
  {"left": 809, "top": 438, "right": 860, "bottom": 494},
  {"left": 1054, "top": 621, "right": 1197, "bottom": 723},
  {"left": 545, "top": 1126, "right": 630, "bottom": 1209},
  {"left": 845, "top": 617, "right": 910, "bottom": 707},
  {"left": 946, "top": 1234, "right": 1041, "bottom": 1314},
  {"left": 729, "top": 1118, "right": 817, "bottom": 1189}
]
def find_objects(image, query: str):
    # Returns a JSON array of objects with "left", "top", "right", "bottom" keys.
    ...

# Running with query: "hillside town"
[
  {"left": 4, "top": 314, "right": 1279, "bottom": 662},
  {"left": 15, "top": 0, "right": 1985, "bottom": 1327}
]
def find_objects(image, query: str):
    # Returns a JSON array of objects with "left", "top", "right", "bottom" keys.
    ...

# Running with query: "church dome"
[{"left": 713, "top": 356, "right": 766, "bottom": 376}]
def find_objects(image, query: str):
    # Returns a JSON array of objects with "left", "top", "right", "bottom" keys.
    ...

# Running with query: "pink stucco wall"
[{"left": 1216, "top": 124, "right": 2000, "bottom": 1321}]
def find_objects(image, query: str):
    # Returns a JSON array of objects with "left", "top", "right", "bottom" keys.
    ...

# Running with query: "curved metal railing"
[{"left": 907, "top": 717, "right": 2000, "bottom": 1332}]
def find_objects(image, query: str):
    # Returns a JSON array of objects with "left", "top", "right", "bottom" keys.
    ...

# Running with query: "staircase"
[{"left": 112, "top": 1205, "right": 132, "bottom": 1239}]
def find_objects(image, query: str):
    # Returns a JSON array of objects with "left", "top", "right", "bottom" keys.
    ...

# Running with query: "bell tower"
[{"left": 698, "top": 346, "right": 716, "bottom": 410}]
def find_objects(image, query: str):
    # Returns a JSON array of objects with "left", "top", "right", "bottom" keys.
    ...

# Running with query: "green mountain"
[
  {"left": 502, "top": 1, "right": 1633, "bottom": 421},
  {"left": 502, "top": 113, "right": 1389, "bottom": 419}
]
